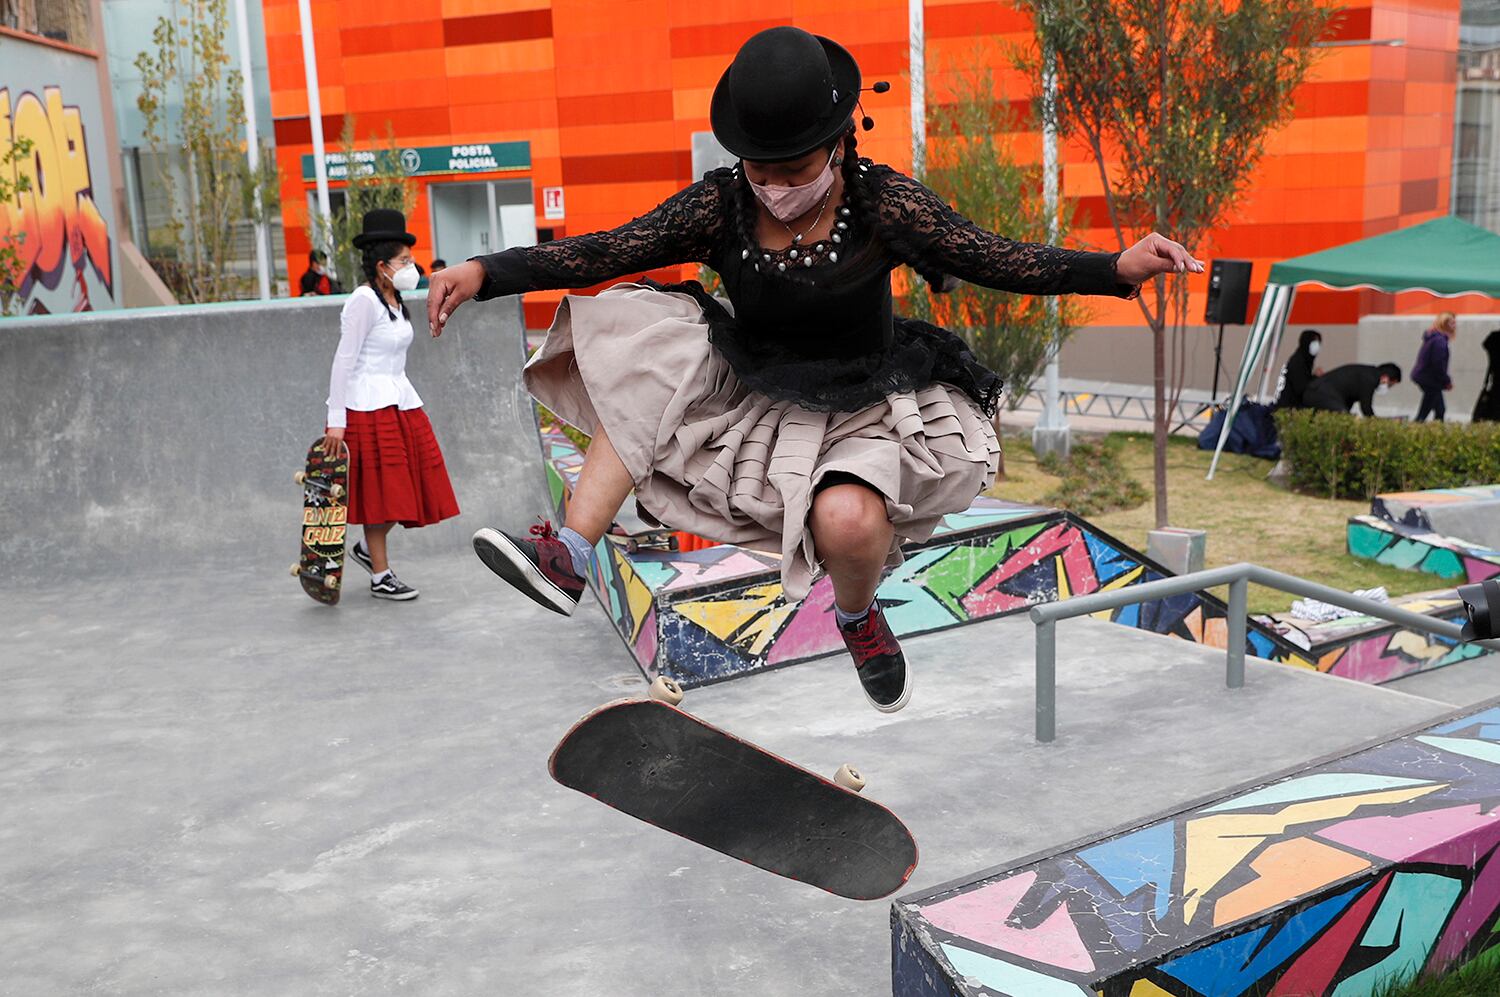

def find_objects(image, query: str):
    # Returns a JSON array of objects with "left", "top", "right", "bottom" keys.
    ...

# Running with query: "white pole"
[
  {"left": 1032, "top": 37, "right": 1070, "bottom": 458},
  {"left": 908, "top": 0, "right": 925, "bottom": 176},
  {"left": 232, "top": 0, "right": 270, "bottom": 299},
  {"left": 297, "top": 0, "right": 334, "bottom": 277}
]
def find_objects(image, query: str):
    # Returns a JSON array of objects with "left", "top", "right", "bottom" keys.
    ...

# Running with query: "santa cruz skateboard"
[
  {"left": 289, "top": 439, "right": 349, "bottom": 605},
  {"left": 550, "top": 678, "right": 918, "bottom": 900}
]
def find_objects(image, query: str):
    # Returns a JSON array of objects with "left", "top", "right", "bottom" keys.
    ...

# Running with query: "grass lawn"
[
  {"left": 1373, "top": 950, "right": 1500, "bottom": 997},
  {"left": 990, "top": 431, "right": 1437, "bottom": 615}
]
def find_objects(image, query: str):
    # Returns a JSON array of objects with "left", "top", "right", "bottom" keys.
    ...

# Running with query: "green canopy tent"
[{"left": 1207, "top": 217, "right": 1500, "bottom": 478}]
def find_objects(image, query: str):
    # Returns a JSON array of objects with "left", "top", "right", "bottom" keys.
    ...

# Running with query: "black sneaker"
[
  {"left": 472, "top": 521, "right": 586, "bottom": 617},
  {"left": 349, "top": 540, "right": 374, "bottom": 574},
  {"left": 839, "top": 604, "right": 911, "bottom": 713},
  {"left": 370, "top": 573, "right": 418, "bottom": 601}
]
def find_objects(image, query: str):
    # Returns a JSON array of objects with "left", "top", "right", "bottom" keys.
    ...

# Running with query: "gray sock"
[
  {"left": 558, "top": 527, "right": 596, "bottom": 577},
  {"left": 371, "top": 569, "right": 392, "bottom": 584},
  {"left": 835, "top": 600, "right": 874, "bottom": 629}
]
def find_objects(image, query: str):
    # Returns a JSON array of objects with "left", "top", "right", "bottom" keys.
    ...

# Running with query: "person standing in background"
[
  {"left": 1412, "top": 312, "right": 1456, "bottom": 422},
  {"left": 430, "top": 259, "right": 447, "bottom": 275},
  {"left": 299, "top": 249, "right": 344, "bottom": 296},
  {"left": 1474, "top": 329, "right": 1500, "bottom": 422}
]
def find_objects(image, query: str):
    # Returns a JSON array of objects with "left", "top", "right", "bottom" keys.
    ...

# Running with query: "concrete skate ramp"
[
  {"left": 0, "top": 293, "right": 550, "bottom": 581},
  {"left": 1375, "top": 487, "right": 1500, "bottom": 551}
]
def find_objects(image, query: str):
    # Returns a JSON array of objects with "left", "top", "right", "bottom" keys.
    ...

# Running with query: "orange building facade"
[{"left": 263, "top": 0, "right": 1473, "bottom": 332}]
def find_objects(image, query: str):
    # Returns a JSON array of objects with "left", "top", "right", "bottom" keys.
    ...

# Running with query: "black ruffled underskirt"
[{"left": 652, "top": 280, "right": 1003, "bottom": 418}]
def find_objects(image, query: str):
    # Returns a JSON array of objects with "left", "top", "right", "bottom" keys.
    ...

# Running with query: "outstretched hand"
[
  {"left": 1116, "top": 233, "right": 1203, "bottom": 285},
  {"left": 426, "top": 260, "right": 486, "bottom": 337}
]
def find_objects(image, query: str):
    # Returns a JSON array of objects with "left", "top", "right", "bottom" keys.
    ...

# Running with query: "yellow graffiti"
[{"left": 0, "top": 85, "right": 112, "bottom": 303}]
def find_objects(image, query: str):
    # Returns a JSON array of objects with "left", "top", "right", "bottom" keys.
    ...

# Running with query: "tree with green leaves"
[
  {"left": 135, "top": 0, "right": 281, "bottom": 303},
  {"left": 1019, "top": 0, "right": 1332, "bottom": 526},
  {"left": 0, "top": 135, "right": 34, "bottom": 316},
  {"left": 905, "top": 62, "right": 1087, "bottom": 476},
  {"left": 312, "top": 118, "right": 417, "bottom": 284}
]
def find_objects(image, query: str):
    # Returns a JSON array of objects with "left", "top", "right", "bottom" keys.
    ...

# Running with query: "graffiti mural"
[
  {"left": 542, "top": 427, "right": 1279, "bottom": 687},
  {"left": 1348, "top": 515, "right": 1500, "bottom": 584},
  {"left": 1258, "top": 592, "right": 1491, "bottom": 686},
  {"left": 894, "top": 702, "right": 1500, "bottom": 996},
  {"left": 0, "top": 34, "right": 118, "bottom": 314}
]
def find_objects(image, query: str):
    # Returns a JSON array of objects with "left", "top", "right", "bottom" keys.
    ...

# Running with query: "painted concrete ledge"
[
  {"left": 1348, "top": 514, "right": 1500, "bottom": 584},
  {"left": 541, "top": 426, "right": 1281, "bottom": 687},
  {"left": 545, "top": 428, "right": 1485, "bottom": 689},
  {"left": 1256, "top": 589, "right": 1491, "bottom": 685},
  {"left": 892, "top": 699, "right": 1500, "bottom": 997}
]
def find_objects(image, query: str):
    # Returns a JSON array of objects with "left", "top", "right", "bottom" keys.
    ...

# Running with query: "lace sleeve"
[
  {"left": 473, "top": 174, "right": 728, "bottom": 299},
  {"left": 873, "top": 168, "right": 1137, "bottom": 298}
]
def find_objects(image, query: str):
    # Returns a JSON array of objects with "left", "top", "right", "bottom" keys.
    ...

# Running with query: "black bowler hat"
[
  {"left": 710, "top": 26, "right": 860, "bottom": 163},
  {"left": 352, "top": 207, "right": 416, "bottom": 249}
]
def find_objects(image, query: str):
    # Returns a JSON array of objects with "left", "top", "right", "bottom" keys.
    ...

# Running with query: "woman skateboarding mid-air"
[{"left": 427, "top": 27, "right": 1199, "bottom": 710}]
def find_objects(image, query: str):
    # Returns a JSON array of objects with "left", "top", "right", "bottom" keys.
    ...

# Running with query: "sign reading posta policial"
[{"left": 301, "top": 141, "right": 530, "bottom": 181}]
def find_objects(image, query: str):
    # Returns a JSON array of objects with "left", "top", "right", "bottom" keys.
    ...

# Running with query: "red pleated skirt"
[{"left": 343, "top": 406, "right": 460, "bottom": 527}]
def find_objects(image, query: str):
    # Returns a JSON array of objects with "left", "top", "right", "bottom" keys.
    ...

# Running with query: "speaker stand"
[{"left": 1210, "top": 322, "right": 1226, "bottom": 402}]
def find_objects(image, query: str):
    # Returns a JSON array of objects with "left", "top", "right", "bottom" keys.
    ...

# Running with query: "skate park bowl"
[
  {"left": 0, "top": 292, "right": 553, "bottom": 581},
  {"left": 4, "top": 295, "right": 1498, "bottom": 996}
]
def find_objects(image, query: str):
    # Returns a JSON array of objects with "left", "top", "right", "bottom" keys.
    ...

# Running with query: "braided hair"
[
  {"left": 731, "top": 127, "right": 949, "bottom": 292},
  {"left": 361, "top": 239, "right": 410, "bottom": 321}
]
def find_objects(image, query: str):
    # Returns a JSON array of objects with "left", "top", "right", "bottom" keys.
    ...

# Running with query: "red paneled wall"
[{"left": 263, "top": 0, "right": 1485, "bottom": 330}]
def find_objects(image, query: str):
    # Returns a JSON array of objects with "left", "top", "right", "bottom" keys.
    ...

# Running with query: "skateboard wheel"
[
  {"left": 647, "top": 676, "right": 684, "bottom": 706},
  {"left": 294, "top": 471, "right": 307, "bottom": 485},
  {"left": 330, "top": 484, "right": 345, "bottom": 498},
  {"left": 324, "top": 575, "right": 339, "bottom": 590},
  {"left": 834, "top": 764, "right": 866, "bottom": 793},
  {"left": 289, "top": 563, "right": 301, "bottom": 577}
]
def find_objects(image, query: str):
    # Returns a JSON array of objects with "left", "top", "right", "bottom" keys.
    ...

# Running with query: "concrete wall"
[{"left": 0, "top": 292, "right": 550, "bottom": 581}]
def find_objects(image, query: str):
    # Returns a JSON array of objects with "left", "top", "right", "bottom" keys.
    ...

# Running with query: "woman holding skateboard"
[
  {"left": 323, "top": 209, "right": 459, "bottom": 601},
  {"left": 427, "top": 27, "right": 1198, "bottom": 708}
]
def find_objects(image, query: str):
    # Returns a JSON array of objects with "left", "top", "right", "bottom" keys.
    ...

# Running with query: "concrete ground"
[
  {"left": 1389, "top": 652, "right": 1500, "bottom": 708},
  {"left": 2, "top": 548, "right": 1453, "bottom": 996}
]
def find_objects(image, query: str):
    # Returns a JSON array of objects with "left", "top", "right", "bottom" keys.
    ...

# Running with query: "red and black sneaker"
[
  {"left": 839, "top": 603, "right": 911, "bottom": 713},
  {"left": 472, "top": 521, "right": 586, "bottom": 617}
]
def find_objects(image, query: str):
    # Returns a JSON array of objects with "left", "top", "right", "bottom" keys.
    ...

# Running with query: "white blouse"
[{"left": 325, "top": 285, "right": 424, "bottom": 429}]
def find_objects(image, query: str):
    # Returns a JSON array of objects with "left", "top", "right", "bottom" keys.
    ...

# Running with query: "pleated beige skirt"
[{"left": 523, "top": 283, "right": 1000, "bottom": 601}]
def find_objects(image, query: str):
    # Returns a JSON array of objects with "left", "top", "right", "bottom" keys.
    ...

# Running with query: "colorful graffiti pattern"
[
  {"left": 1260, "top": 592, "right": 1490, "bottom": 686},
  {"left": 0, "top": 84, "right": 114, "bottom": 311},
  {"left": 1347, "top": 515, "right": 1500, "bottom": 584},
  {"left": 894, "top": 703, "right": 1500, "bottom": 997},
  {"left": 542, "top": 427, "right": 1270, "bottom": 687}
]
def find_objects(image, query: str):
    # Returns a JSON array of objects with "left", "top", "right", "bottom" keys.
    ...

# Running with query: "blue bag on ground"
[{"left": 1197, "top": 402, "right": 1281, "bottom": 459}]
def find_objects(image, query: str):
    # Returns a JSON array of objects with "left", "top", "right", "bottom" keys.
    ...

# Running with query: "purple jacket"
[{"left": 1412, "top": 328, "right": 1451, "bottom": 391}]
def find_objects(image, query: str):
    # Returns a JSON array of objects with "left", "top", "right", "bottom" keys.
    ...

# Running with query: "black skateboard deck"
[
  {"left": 550, "top": 696, "right": 918, "bottom": 900},
  {"left": 291, "top": 439, "right": 349, "bottom": 605}
]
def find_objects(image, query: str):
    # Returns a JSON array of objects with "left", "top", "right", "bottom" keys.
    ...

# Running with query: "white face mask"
[
  {"left": 388, "top": 261, "right": 420, "bottom": 292},
  {"left": 748, "top": 147, "right": 838, "bottom": 224},
  {"left": 1307, "top": 340, "right": 1321, "bottom": 357},
  {"left": 1376, "top": 382, "right": 1390, "bottom": 395}
]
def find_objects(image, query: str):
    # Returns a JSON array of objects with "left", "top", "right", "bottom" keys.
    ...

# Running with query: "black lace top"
[{"left": 474, "top": 162, "right": 1136, "bottom": 415}]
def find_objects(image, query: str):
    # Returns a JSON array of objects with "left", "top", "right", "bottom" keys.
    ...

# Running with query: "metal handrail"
[{"left": 1027, "top": 562, "right": 1500, "bottom": 743}]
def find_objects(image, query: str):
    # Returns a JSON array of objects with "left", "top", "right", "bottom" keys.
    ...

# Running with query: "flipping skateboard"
[
  {"left": 549, "top": 678, "right": 918, "bottom": 900},
  {"left": 289, "top": 439, "right": 349, "bottom": 605}
]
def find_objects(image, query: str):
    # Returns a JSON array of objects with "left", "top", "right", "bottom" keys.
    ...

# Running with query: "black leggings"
[{"left": 1415, "top": 387, "right": 1446, "bottom": 422}]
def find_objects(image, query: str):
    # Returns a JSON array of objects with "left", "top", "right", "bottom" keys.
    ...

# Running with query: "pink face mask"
[{"left": 748, "top": 147, "right": 838, "bottom": 224}]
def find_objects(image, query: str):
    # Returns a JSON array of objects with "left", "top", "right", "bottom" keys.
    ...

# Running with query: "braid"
[
  {"left": 360, "top": 240, "right": 410, "bottom": 321},
  {"left": 841, "top": 130, "right": 948, "bottom": 291}
]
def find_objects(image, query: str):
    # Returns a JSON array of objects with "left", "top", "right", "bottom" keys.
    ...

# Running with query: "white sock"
[
  {"left": 835, "top": 600, "right": 874, "bottom": 628},
  {"left": 558, "top": 526, "right": 597, "bottom": 577},
  {"left": 371, "top": 569, "right": 392, "bottom": 584}
]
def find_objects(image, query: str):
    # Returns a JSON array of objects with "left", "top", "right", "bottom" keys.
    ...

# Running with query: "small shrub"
[
  {"left": 1277, "top": 410, "right": 1500, "bottom": 499},
  {"left": 1040, "top": 438, "right": 1149, "bottom": 516}
]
